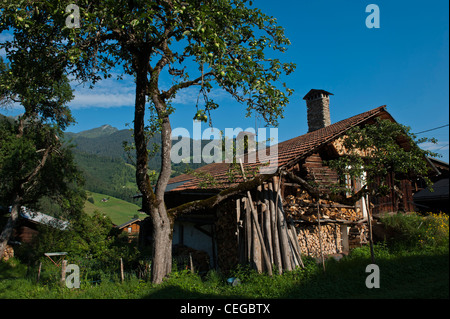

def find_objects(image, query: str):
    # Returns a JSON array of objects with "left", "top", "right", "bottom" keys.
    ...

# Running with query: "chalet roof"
[
  {"left": 413, "top": 178, "right": 449, "bottom": 201},
  {"left": 19, "top": 207, "right": 69, "bottom": 231},
  {"left": 116, "top": 218, "right": 141, "bottom": 229},
  {"left": 167, "top": 105, "right": 389, "bottom": 192}
]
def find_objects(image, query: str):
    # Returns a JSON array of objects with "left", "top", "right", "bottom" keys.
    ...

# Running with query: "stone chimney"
[{"left": 303, "top": 89, "right": 333, "bottom": 132}]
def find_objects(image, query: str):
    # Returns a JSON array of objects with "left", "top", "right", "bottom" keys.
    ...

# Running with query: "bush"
[{"left": 380, "top": 212, "right": 449, "bottom": 251}]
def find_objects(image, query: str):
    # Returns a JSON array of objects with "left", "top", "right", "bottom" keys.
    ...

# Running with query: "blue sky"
[{"left": 1, "top": 0, "right": 449, "bottom": 162}]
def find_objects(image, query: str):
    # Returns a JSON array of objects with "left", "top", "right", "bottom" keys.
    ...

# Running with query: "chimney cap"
[{"left": 303, "top": 89, "right": 334, "bottom": 100}]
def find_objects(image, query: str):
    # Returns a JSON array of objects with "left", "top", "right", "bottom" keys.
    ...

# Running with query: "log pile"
[
  {"left": 215, "top": 169, "right": 370, "bottom": 273},
  {"left": 284, "top": 191, "right": 363, "bottom": 222},
  {"left": 296, "top": 224, "right": 342, "bottom": 258},
  {"left": 1, "top": 245, "right": 14, "bottom": 261}
]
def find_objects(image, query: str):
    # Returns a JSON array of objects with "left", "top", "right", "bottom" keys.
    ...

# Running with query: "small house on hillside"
[
  {"left": 139, "top": 89, "right": 439, "bottom": 273},
  {"left": 116, "top": 218, "right": 141, "bottom": 242}
]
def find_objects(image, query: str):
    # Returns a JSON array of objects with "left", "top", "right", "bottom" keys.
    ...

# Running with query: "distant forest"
[{"left": 65, "top": 125, "right": 206, "bottom": 204}]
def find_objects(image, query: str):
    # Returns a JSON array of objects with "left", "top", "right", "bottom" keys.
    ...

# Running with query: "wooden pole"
[
  {"left": 239, "top": 160, "right": 273, "bottom": 276},
  {"left": 189, "top": 253, "right": 194, "bottom": 274},
  {"left": 120, "top": 258, "right": 124, "bottom": 282},
  {"left": 244, "top": 198, "right": 251, "bottom": 263},
  {"left": 364, "top": 196, "right": 376, "bottom": 264},
  {"left": 273, "top": 175, "right": 293, "bottom": 271},
  {"left": 263, "top": 184, "right": 274, "bottom": 265},
  {"left": 61, "top": 260, "right": 67, "bottom": 285},
  {"left": 37, "top": 261, "right": 42, "bottom": 284},
  {"left": 316, "top": 202, "right": 326, "bottom": 272},
  {"left": 253, "top": 186, "right": 263, "bottom": 273},
  {"left": 252, "top": 203, "right": 262, "bottom": 272},
  {"left": 268, "top": 182, "right": 282, "bottom": 274},
  {"left": 288, "top": 224, "right": 304, "bottom": 268},
  {"left": 236, "top": 198, "right": 241, "bottom": 246},
  {"left": 236, "top": 198, "right": 246, "bottom": 265}
]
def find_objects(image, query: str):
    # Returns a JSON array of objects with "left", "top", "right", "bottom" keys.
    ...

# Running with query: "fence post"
[
  {"left": 61, "top": 260, "right": 67, "bottom": 285},
  {"left": 120, "top": 258, "right": 124, "bottom": 282},
  {"left": 37, "top": 261, "right": 42, "bottom": 283}
]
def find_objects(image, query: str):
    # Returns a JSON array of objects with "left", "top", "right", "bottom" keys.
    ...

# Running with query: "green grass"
[
  {"left": 1, "top": 213, "right": 448, "bottom": 299},
  {"left": 0, "top": 246, "right": 448, "bottom": 299},
  {"left": 84, "top": 191, "right": 143, "bottom": 225}
]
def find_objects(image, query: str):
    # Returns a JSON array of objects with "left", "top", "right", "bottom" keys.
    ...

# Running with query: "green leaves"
[
  {"left": 327, "top": 118, "right": 438, "bottom": 197},
  {"left": 172, "top": 0, "right": 296, "bottom": 126},
  {"left": 193, "top": 109, "right": 208, "bottom": 122},
  {"left": 2, "top": 0, "right": 296, "bottom": 128}
]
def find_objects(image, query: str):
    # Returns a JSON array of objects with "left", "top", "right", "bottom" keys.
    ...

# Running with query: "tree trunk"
[
  {"left": 133, "top": 52, "right": 174, "bottom": 284},
  {"left": 149, "top": 96, "right": 173, "bottom": 284},
  {"left": 0, "top": 194, "right": 22, "bottom": 260}
]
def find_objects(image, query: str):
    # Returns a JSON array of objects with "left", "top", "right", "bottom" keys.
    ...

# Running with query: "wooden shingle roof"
[{"left": 168, "top": 105, "right": 389, "bottom": 192}]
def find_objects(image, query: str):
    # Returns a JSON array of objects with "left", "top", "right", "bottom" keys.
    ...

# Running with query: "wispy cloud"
[
  {"left": 69, "top": 76, "right": 234, "bottom": 109},
  {"left": 420, "top": 141, "right": 449, "bottom": 152},
  {"left": 69, "top": 76, "right": 135, "bottom": 109}
]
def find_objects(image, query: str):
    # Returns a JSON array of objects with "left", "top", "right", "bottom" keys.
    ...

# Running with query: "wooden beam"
[{"left": 239, "top": 160, "right": 273, "bottom": 276}]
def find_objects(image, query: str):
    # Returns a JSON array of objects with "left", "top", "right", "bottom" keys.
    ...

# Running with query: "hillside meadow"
[{"left": 83, "top": 191, "right": 143, "bottom": 225}]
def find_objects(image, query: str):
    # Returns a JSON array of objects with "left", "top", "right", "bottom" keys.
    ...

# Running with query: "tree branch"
[
  {"left": 161, "top": 71, "right": 214, "bottom": 101},
  {"left": 22, "top": 144, "right": 53, "bottom": 188}
]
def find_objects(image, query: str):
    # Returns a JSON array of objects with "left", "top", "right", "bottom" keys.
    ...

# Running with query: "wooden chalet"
[
  {"left": 116, "top": 218, "right": 141, "bottom": 242},
  {"left": 1, "top": 207, "right": 69, "bottom": 261},
  {"left": 139, "top": 89, "right": 438, "bottom": 273},
  {"left": 14, "top": 207, "right": 69, "bottom": 244}
]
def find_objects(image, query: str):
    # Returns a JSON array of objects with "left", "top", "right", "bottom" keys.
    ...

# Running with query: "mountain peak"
[{"left": 75, "top": 124, "right": 119, "bottom": 138}]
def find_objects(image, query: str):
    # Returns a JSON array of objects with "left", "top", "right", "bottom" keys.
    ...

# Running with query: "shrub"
[{"left": 380, "top": 212, "right": 449, "bottom": 251}]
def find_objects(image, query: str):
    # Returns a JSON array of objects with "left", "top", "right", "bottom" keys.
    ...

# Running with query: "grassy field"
[
  {"left": 84, "top": 191, "right": 143, "bottom": 225},
  {"left": 0, "top": 244, "right": 448, "bottom": 300},
  {"left": 1, "top": 213, "right": 447, "bottom": 302}
]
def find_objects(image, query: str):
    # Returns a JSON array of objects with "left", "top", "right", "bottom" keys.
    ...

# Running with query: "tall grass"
[{"left": 380, "top": 212, "right": 449, "bottom": 251}]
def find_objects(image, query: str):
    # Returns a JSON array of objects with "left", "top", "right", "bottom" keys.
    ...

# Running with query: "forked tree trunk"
[{"left": 133, "top": 54, "right": 174, "bottom": 284}]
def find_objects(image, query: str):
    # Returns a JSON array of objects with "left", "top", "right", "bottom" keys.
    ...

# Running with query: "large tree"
[
  {"left": 0, "top": 44, "right": 78, "bottom": 259},
  {"left": 1, "top": 0, "right": 296, "bottom": 283}
]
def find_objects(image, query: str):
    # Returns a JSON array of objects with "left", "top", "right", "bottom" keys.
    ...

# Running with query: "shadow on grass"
[
  {"left": 141, "top": 251, "right": 449, "bottom": 300},
  {"left": 280, "top": 252, "right": 449, "bottom": 299}
]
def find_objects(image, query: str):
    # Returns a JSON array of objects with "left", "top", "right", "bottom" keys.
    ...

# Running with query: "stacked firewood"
[
  {"left": 1, "top": 245, "right": 14, "bottom": 261},
  {"left": 349, "top": 224, "right": 368, "bottom": 248},
  {"left": 284, "top": 191, "right": 363, "bottom": 222},
  {"left": 296, "top": 224, "right": 342, "bottom": 258}
]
